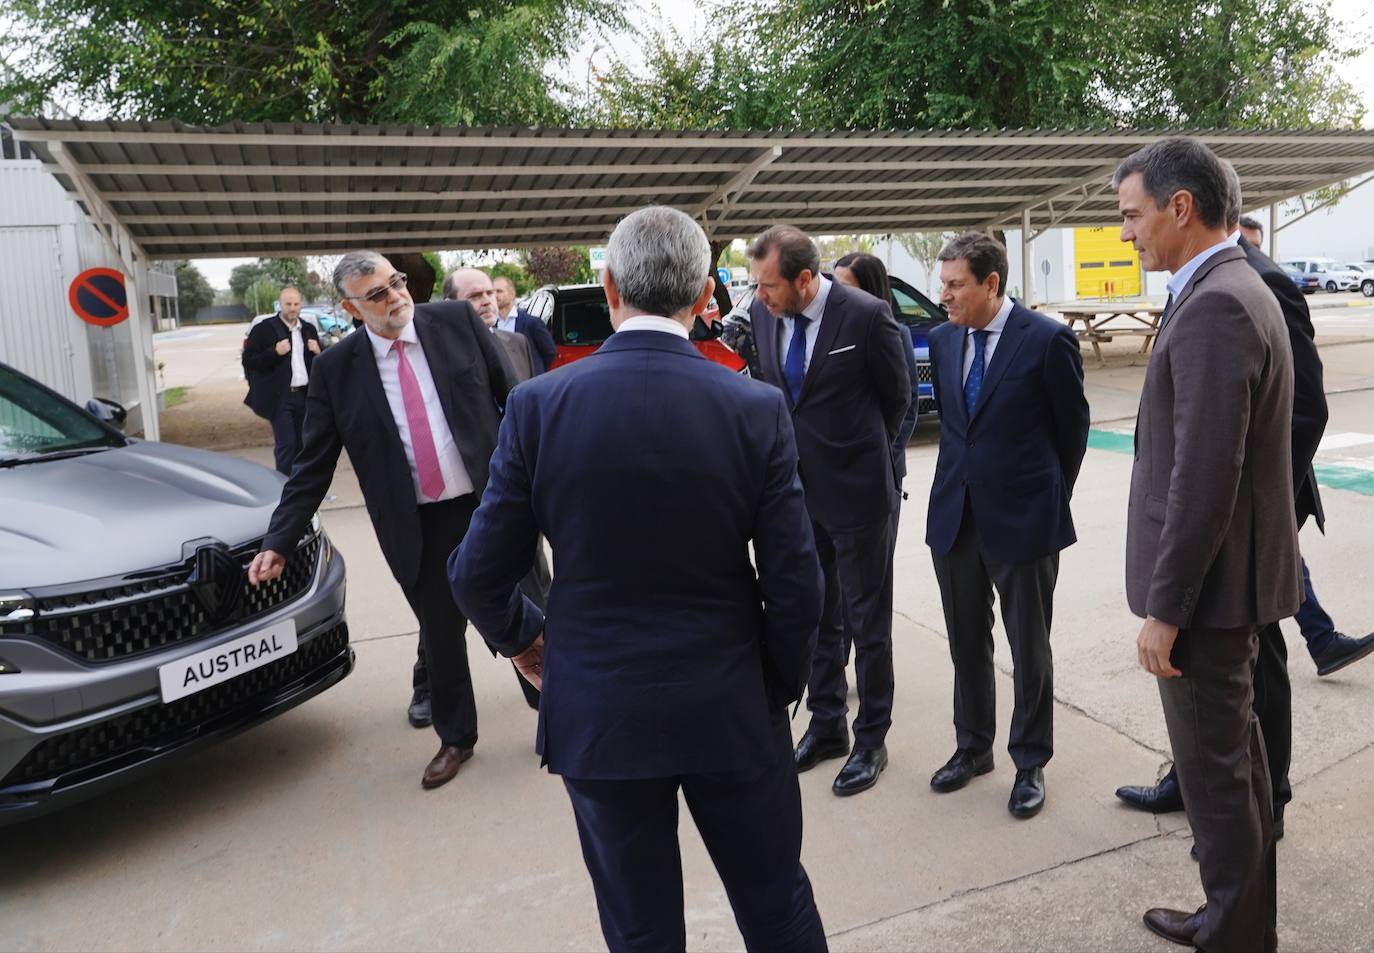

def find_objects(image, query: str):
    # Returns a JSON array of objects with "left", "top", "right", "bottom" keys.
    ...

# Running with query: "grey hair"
[
  {"left": 333, "top": 250, "right": 389, "bottom": 297},
  {"left": 605, "top": 206, "right": 711, "bottom": 317},
  {"left": 1111, "top": 137, "right": 1232, "bottom": 230}
]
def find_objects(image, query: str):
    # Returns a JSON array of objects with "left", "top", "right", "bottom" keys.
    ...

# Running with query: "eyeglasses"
[{"left": 344, "top": 272, "right": 408, "bottom": 303}]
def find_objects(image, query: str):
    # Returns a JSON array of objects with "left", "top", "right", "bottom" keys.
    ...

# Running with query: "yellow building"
[{"left": 1074, "top": 227, "right": 1141, "bottom": 298}]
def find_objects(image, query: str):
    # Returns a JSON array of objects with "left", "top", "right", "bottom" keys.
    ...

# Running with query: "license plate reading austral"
[{"left": 158, "top": 620, "right": 299, "bottom": 703}]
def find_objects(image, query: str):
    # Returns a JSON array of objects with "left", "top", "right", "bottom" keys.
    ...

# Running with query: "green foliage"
[
  {"left": 420, "top": 251, "right": 445, "bottom": 298},
  {"left": 593, "top": 0, "right": 1363, "bottom": 132},
  {"left": 0, "top": 0, "right": 621, "bottom": 125},
  {"left": 173, "top": 261, "right": 214, "bottom": 320},
  {"left": 243, "top": 278, "right": 280, "bottom": 315},
  {"left": 486, "top": 260, "right": 534, "bottom": 295},
  {"left": 227, "top": 257, "right": 317, "bottom": 306}
]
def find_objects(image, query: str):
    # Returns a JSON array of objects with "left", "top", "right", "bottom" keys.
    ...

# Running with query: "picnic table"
[{"left": 1047, "top": 299, "right": 1167, "bottom": 367}]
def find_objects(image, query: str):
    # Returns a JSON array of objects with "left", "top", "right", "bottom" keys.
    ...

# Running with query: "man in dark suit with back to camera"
[
  {"left": 493, "top": 274, "right": 557, "bottom": 373},
  {"left": 449, "top": 206, "right": 828, "bottom": 953},
  {"left": 1116, "top": 137, "right": 1300, "bottom": 952},
  {"left": 924, "top": 232, "right": 1089, "bottom": 819},
  {"left": 247, "top": 250, "right": 519, "bottom": 791},
  {"left": 242, "top": 285, "right": 320, "bottom": 475},
  {"left": 747, "top": 225, "right": 911, "bottom": 797}
]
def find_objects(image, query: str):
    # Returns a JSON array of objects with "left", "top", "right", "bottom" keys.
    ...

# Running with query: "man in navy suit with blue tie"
[
  {"left": 449, "top": 206, "right": 828, "bottom": 953},
  {"left": 925, "top": 232, "right": 1089, "bottom": 818},
  {"left": 493, "top": 274, "right": 558, "bottom": 372},
  {"left": 748, "top": 226, "right": 912, "bottom": 797}
]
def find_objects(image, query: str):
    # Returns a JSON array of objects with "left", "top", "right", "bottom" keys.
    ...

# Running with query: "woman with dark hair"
[{"left": 834, "top": 252, "right": 892, "bottom": 305}]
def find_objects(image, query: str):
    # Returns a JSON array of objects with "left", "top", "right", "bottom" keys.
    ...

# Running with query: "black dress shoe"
[
  {"left": 1142, "top": 906, "right": 1206, "bottom": 947},
  {"left": 794, "top": 731, "right": 849, "bottom": 773},
  {"left": 930, "top": 748, "right": 994, "bottom": 793},
  {"left": 407, "top": 689, "right": 433, "bottom": 729},
  {"left": 1114, "top": 768, "right": 1184, "bottom": 813},
  {"left": 1009, "top": 766, "right": 1046, "bottom": 818},
  {"left": 833, "top": 746, "right": 887, "bottom": 796},
  {"left": 1314, "top": 631, "right": 1374, "bottom": 677}
]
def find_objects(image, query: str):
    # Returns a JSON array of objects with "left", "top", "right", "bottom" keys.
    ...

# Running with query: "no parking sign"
[{"left": 68, "top": 268, "right": 129, "bottom": 327}]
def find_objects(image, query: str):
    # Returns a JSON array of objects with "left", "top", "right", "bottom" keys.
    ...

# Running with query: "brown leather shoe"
[
  {"left": 1143, "top": 906, "right": 1206, "bottom": 947},
  {"left": 421, "top": 745, "right": 474, "bottom": 789}
]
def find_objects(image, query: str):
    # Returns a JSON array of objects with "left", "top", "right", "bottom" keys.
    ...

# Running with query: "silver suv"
[{"left": 0, "top": 361, "right": 351, "bottom": 823}]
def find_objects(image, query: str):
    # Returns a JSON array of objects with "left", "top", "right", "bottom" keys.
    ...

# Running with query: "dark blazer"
[
  {"left": 511, "top": 308, "right": 557, "bottom": 373},
  {"left": 1126, "top": 247, "right": 1302, "bottom": 629},
  {"left": 893, "top": 317, "right": 920, "bottom": 483},
  {"left": 493, "top": 328, "right": 538, "bottom": 384},
  {"left": 926, "top": 300, "right": 1089, "bottom": 565},
  {"left": 449, "top": 330, "right": 822, "bottom": 780},
  {"left": 1238, "top": 236, "right": 1328, "bottom": 530},
  {"left": 262, "top": 301, "right": 512, "bottom": 589},
  {"left": 242, "top": 314, "right": 319, "bottom": 419},
  {"left": 750, "top": 281, "right": 912, "bottom": 530}
]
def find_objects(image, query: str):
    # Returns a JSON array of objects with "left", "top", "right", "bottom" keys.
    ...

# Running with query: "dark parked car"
[
  {"left": 522, "top": 283, "right": 744, "bottom": 371},
  {"left": 0, "top": 361, "right": 351, "bottom": 824},
  {"left": 1283, "top": 268, "right": 1320, "bottom": 295}
]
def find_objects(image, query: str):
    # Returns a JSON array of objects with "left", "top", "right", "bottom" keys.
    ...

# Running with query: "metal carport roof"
[{"left": 8, "top": 118, "right": 1374, "bottom": 260}]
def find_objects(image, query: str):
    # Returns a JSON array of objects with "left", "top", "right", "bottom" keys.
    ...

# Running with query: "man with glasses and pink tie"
[{"left": 248, "top": 250, "right": 517, "bottom": 790}]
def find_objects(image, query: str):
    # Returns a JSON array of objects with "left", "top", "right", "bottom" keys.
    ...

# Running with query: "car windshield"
[{"left": 0, "top": 366, "right": 124, "bottom": 463}]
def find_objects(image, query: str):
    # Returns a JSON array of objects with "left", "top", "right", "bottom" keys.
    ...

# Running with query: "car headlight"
[{"left": 0, "top": 592, "right": 36, "bottom": 624}]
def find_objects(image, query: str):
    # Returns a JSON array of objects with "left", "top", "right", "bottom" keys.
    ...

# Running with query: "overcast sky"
[{"left": 193, "top": 0, "right": 1374, "bottom": 290}]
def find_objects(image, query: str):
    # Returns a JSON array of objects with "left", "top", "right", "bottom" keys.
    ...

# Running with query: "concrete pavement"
[{"left": 1, "top": 329, "right": 1371, "bottom": 951}]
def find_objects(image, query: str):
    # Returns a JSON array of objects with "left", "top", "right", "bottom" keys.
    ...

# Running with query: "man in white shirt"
[
  {"left": 492, "top": 274, "right": 557, "bottom": 372},
  {"left": 241, "top": 286, "right": 321, "bottom": 474},
  {"left": 248, "top": 251, "right": 518, "bottom": 790}
]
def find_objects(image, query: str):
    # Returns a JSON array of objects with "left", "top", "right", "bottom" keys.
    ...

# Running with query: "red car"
[{"left": 523, "top": 284, "right": 741, "bottom": 372}]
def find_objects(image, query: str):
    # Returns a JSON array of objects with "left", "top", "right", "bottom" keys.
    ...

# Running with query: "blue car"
[{"left": 887, "top": 276, "right": 948, "bottom": 418}]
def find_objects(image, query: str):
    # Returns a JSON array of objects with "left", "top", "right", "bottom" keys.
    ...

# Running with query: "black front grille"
[
  {"left": 1, "top": 624, "right": 350, "bottom": 789},
  {"left": 917, "top": 362, "right": 934, "bottom": 384},
  {"left": 2, "top": 537, "right": 321, "bottom": 663}
]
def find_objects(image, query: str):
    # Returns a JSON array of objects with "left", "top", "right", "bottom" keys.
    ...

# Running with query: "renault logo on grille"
[{"left": 187, "top": 543, "right": 244, "bottom": 623}]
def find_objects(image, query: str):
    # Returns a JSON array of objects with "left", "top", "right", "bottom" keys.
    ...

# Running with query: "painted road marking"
[{"left": 1087, "top": 429, "right": 1374, "bottom": 497}]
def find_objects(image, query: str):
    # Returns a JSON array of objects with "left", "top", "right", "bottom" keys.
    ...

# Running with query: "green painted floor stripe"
[{"left": 1087, "top": 429, "right": 1374, "bottom": 497}]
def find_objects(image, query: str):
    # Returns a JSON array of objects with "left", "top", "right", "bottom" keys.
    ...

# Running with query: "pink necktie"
[{"left": 392, "top": 340, "right": 446, "bottom": 501}]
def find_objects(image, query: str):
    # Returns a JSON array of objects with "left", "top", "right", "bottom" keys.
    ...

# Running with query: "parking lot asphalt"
[{"left": 2, "top": 321, "right": 1372, "bottom": 951}]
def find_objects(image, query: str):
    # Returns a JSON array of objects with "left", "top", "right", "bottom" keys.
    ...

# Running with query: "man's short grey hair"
[
  {"left": 333, "top": 250, "right": 389, "bottom": 297},
  {"left": 279, "top": 284, "right": 302, "bottom": 298},
  {"left": 605, "top": 206, "right": 711, "bottom": 317},
  {"left": 1238, "top": 214, "right": 1264, "bottom": 238},
  {"left": 1111, "top": 137, "right": 1232, "bottom": 230}
]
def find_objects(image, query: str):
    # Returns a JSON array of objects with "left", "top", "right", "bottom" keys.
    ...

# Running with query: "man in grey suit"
[
  {"left": 1116, "top": 137, "right": 1301, "bottom": 952},
  {"left": 444, "top": 269, "right": 539, "bottom": 383}
]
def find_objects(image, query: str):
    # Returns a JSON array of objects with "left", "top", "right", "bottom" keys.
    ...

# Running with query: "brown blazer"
[{"left": 1126, "top": 245, "right": 1301, "bottom": 629}]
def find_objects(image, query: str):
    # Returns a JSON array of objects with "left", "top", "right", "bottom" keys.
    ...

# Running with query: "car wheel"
[
  {"left": 1363, "top": 279, "right": 1374, "bottom": 298},
  {"left": 1325, "top": 281, "right": 1338, "bottom": 292}
]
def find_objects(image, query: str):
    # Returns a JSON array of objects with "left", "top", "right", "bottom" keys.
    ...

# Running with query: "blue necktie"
[
  {"left": 964, "top": 329, "right": 989, "bottom": 414},
  {"left": 783, "top": 315, "right": 810, "bottom": 405}
]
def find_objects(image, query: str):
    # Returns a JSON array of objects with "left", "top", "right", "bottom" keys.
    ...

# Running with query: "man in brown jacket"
[{"left": 1115, "top": 137, "right": 1301, "bottom": 952}]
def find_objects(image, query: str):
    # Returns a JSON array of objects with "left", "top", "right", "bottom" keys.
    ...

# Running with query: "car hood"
[{"left": 0, "top": 441, "right": 285, "bottom": 589}]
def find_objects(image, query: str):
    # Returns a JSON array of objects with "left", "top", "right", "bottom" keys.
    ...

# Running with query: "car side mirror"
[{"left": 85, "top": 397, "right": 128, "bottom": 428}]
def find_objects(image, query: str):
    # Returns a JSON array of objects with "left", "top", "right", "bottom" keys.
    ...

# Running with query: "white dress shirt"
[
  {"left": 617, "top": 315, "right": 689, "bottom": 338},
  {"left": 1166, "top": 232, "right": 1241, "bottom": 300},
  {"left": 285, "top": 318, "right": 308, "bottom": 387},
  {"left": 777, "top": 275, "right": 832, "bottom": 372},
  {"left": 497, "top": 307, "right": 518, "bottom": 334},
  {"left": 962, "top": 295, "right": 1014, "bottom": 384},
  {"left": 365, "top": 322, "right": 475, "bottom": 504}
]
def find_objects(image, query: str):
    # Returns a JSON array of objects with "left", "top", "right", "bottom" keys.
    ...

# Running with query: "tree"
[
  {"left": 594, "top": 0, "right": 1362, "bottom": 132},
  {"left": 0, "top": 0, "right": 621, "bottom": 125},
  {"left": 895, "top": 232, "right": 955, "bottom": 297},
  {"left": 523, "top": 246, "right": 594, "bottom": 287},
  {"left": 487, "top": 260, "right": 534, "bottom": 295},
  {"left": 228, "top": 257, "right": 314, "bottom": 306},
  {"left": 243, "top": 278, "right": 280, "bottom": 316},
  {"left": 817, "top": 234, "right": 877, "bottom": 267},
  {"left": 173, "top": 261, "right": 214, "bottom": 320}
]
